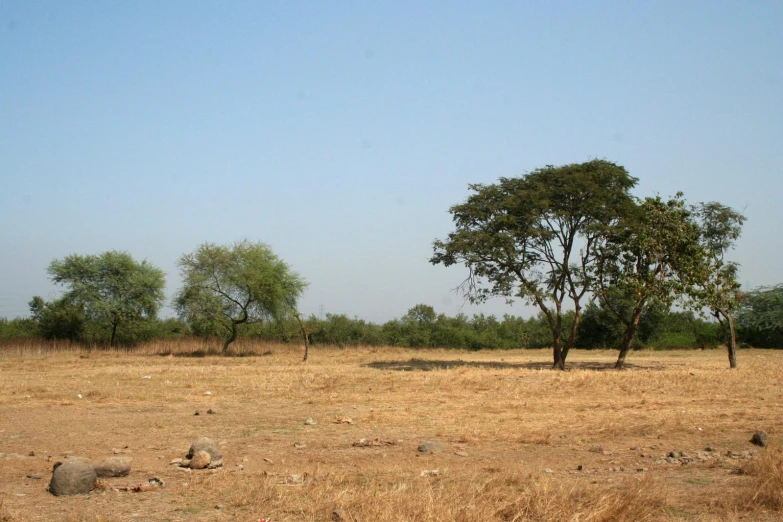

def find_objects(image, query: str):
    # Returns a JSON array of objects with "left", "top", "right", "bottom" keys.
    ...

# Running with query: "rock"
[
  {"left": 454, "top": 450, "right": 469, "bottom": 457},
  {"left": 705, "top": 445, "right": 714, "bottom": 452},
  {"left": 28, "top": 451, "right": 35, "bottom": 457},
  {"left": 544, "top": 468, "right": 553, "bottom": 473},
  {"left": 49, "top": 459, "right": 97, "bottom": 496},
  {"left": 207, "top": 409, "right": 215, "bottom": 414},
  {"left": 26, "top": 474, "right": 42, "bottom": 480},
  {"left": 637, "top": 467, "right": 648, "bottom": 472},
  {"left": 93, "top": 456, "right": 132, "bottom": 478},
  {"left": 577, "top": 465, "right": 584, "bottom": 471},
  {"left": 304, "top": 418, "right": 316, "bottom": 425},
  {"left": 750, "top": 431, "right": 768, "bottom": 447},
  {"left": 420, "top": 469, "right": 440, "bottom": 477},
  {"left": 418, "top": 441, "right": 445, "bottom": 454},
  {"left": 194, "top": 411, "right": 200, "bottom": 416},
  {"left": 667, "top": 451, "right": 677, "bottom": 458},
  {"left": 170, "top": 458, "right": 183, "bottom": 465},
  {"left": 332, "top": 509, "right": 348, "bottom": 521},
  {"left": 187, "top": 437, "right": 223, "bottom": 468},
  {"left": 294, "top": 442, "right": 307, "bottom": 449},
  {"left": 189, "top": 450, "right": 211, "bottom": 469}
]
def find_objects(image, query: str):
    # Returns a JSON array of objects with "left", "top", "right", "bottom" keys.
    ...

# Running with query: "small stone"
[
  {"left": 418, "top": 441, "right": 445, "bottom": 454},
  {"left": 454, "top": 450, "right": 469, "bottom": 457},
  {"left": 26, "top": 474, "right": 42, "bottom": 480},
  {"left": 49, "top": 459, "right": 97, "bottom": 496},
  {"left": 544, "top": 468, "right": 553, "bottom": 473},
  {"left": 294, "top": 442, "right": 307, "bottom": 449},
  {"left": 304, "top": 418, "right": 316, "bottom": 425},
  {"left": 189, "top": 450, "right": 211, "bottom": 469},
  {"left": 750, "top": 431, "right": 768, "bottom": 447},
  {"left": 194, "top": 411, "right": 200, "bottom": 416},
  {"left": 705, "top": 445, "right": 714, "bottom": 452},
  {"left": 668, "top": 451, "right": 677, "bottom": 458},
  {"left": 263, "top": 458, "right": 273, "bottom": 464},
  {"left": 170, "top": 458, "right": 183, "bottom": 465},
  {"left": 207, "top": 409, "right": 215, "bottom": 414},
  {"left": 420, "top": 469, "right": 440, "bottom": 477},
  {"left": 577, "top": 465, "right": 584, "bottom": 471},
  {"left": 215, "top": 504, "right": 224, "bottom": 510},
  {"left": 637, "top": 467, "right": 648, "bottom": 472},
  {"left": 332, "top": 509, "right": 348, "bottom": 521},
  {"left": 28, "top": 451, "right": 35, "bottom": 457}
]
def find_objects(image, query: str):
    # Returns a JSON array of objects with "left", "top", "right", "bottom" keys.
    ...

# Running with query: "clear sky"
[{"left": 1, "top": 1, "right": 781, "bottom": 323}]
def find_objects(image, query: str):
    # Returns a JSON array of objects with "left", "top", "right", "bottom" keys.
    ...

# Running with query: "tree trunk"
[
  {"left": 727, "top": 314, "right": 737, "bottom": 369},
  {"left": 552, "top": 337, "right": 565, "bottom": 370},
  {"left": 110, "top": 319, "right": 118, "bottom": 347},
  {"left": 615, "top": 308, "right": 643, "bottom": 369},
  {"left": 222, "top": 321, "right": 238, "bottom": 353},
  {"left": 294, "top": 313, "right": 310, "bottom": 362},
  {"left": 715, "top": 311, "right": 738, "bottom": 369}
]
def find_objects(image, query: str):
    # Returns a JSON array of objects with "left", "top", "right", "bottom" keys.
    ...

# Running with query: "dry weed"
[{"left": 740, "top": 445, "right": 783, "bottom": 510}]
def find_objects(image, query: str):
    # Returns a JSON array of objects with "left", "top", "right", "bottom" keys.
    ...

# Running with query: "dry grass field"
[{"left": 1, "top": 340, "right": 782, "bottom": 521}]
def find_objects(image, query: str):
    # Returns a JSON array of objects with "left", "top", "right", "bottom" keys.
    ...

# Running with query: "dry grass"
[{"left": 0, "top": 341, "right": 782, "bottom": 521}]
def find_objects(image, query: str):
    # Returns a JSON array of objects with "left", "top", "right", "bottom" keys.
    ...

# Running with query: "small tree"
[
  {"left": 687, "top": 202, "right": 746, "bottom": 368},
  {"left": 593, "top": 195, "right": 702, "bottom": 368},
  {"left": 174, "top": 240, "right": 307, "bottom": 352},
  {"left": 736, "top": 284, "right": 783, "bottom": 348},
  {"left": 431, "top": 159, "right": 637, "bottom": 369},
  {"left": 47, "top": 251, "right": 165, "bottom": 346}
]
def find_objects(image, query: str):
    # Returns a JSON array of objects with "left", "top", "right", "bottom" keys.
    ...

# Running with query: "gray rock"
[
  {"left": 750, "top": 431, "right": 768, "bottom": 447},
  {"left": 49, "top": 460, "right": 97, "bottom": 496},
  {"left": 93, "top": 456, "right": 132, "bottom": 478},
  {"left": 187, "top": 437, "right": 223, "bottom": 468},
  {"left": 304, "top": 418, "right": 316, "bottom": 425},
  {"left": 332, "top": 509, "right": 348, "bottom": 521},
  {"left": 418, "top": 440, "right": 445, "bottom": 454}
]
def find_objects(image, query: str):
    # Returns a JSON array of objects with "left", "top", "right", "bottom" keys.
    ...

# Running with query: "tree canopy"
[
  {"left": 46, "top": 251, "right": 166, "bottom": 345},
  {"left": 174, "top": 240, "right": 308, "bottom": 352},
  {"left": 431, "top": 159, "right": 637, "bottom": 369}
]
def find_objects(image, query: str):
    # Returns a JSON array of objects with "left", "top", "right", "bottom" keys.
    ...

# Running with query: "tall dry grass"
[{"left": 740, "top": 446, "right": 783, "bottom": 511}]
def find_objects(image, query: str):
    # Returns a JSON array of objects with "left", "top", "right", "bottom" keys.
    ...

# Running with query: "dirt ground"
[{"left": 0, "top": 343, "right": 781, "bottom": 521}]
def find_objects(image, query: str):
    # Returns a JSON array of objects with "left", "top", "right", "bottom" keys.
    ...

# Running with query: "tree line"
[{"left": 2, "top": 160, "right": 781, "bottom": 366}]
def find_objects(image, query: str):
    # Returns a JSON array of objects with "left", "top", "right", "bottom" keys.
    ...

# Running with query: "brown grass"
[{"left": 1, "top": 341, "right": 782, "bottom": 521}]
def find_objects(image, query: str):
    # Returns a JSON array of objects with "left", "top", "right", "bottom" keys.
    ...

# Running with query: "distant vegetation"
[{"left": 2, "top": 160, "right": 781, "bottom": 362}]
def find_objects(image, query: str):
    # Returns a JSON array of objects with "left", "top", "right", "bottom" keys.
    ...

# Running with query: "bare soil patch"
[{"left": 1, "top": 343, "right": 781, "bottom": 521}]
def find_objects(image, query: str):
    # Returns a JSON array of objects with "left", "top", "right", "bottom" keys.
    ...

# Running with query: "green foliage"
[
  {"left": 29, "top": 296, "right": 86, "bottom": 341},
  {"left": 432, "top": 159, "right": 637, "bottom": 368},
  {"left": 0, "top": 317, "right": 39, "bottom": 340},
  {"left": 46, "top": 251, "right": 165, "bottom": 345},
  {"left": 737, "top": 284, "right": 783, "bottom": 348},
  {"left": 174, "top": 240, "right": 308, "bottom": 351}
]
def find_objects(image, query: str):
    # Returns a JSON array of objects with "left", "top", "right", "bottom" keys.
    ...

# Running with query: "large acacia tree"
[
  {"left": 431, "top": 160, "right": 637, "bottom": 369},
  {"left": 175, "top": 240, "right": 307, "bottom": 352},
  {"left": 47, "top": 251, "right": 165, "bottom": 346},
  {"left": 593, "top": 195, "right": 703, "bottom": 369}
]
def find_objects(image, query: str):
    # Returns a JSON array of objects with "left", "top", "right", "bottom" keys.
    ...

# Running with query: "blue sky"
[{"left": 1, "top": 1, "right": 781, "bottom": 322}]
